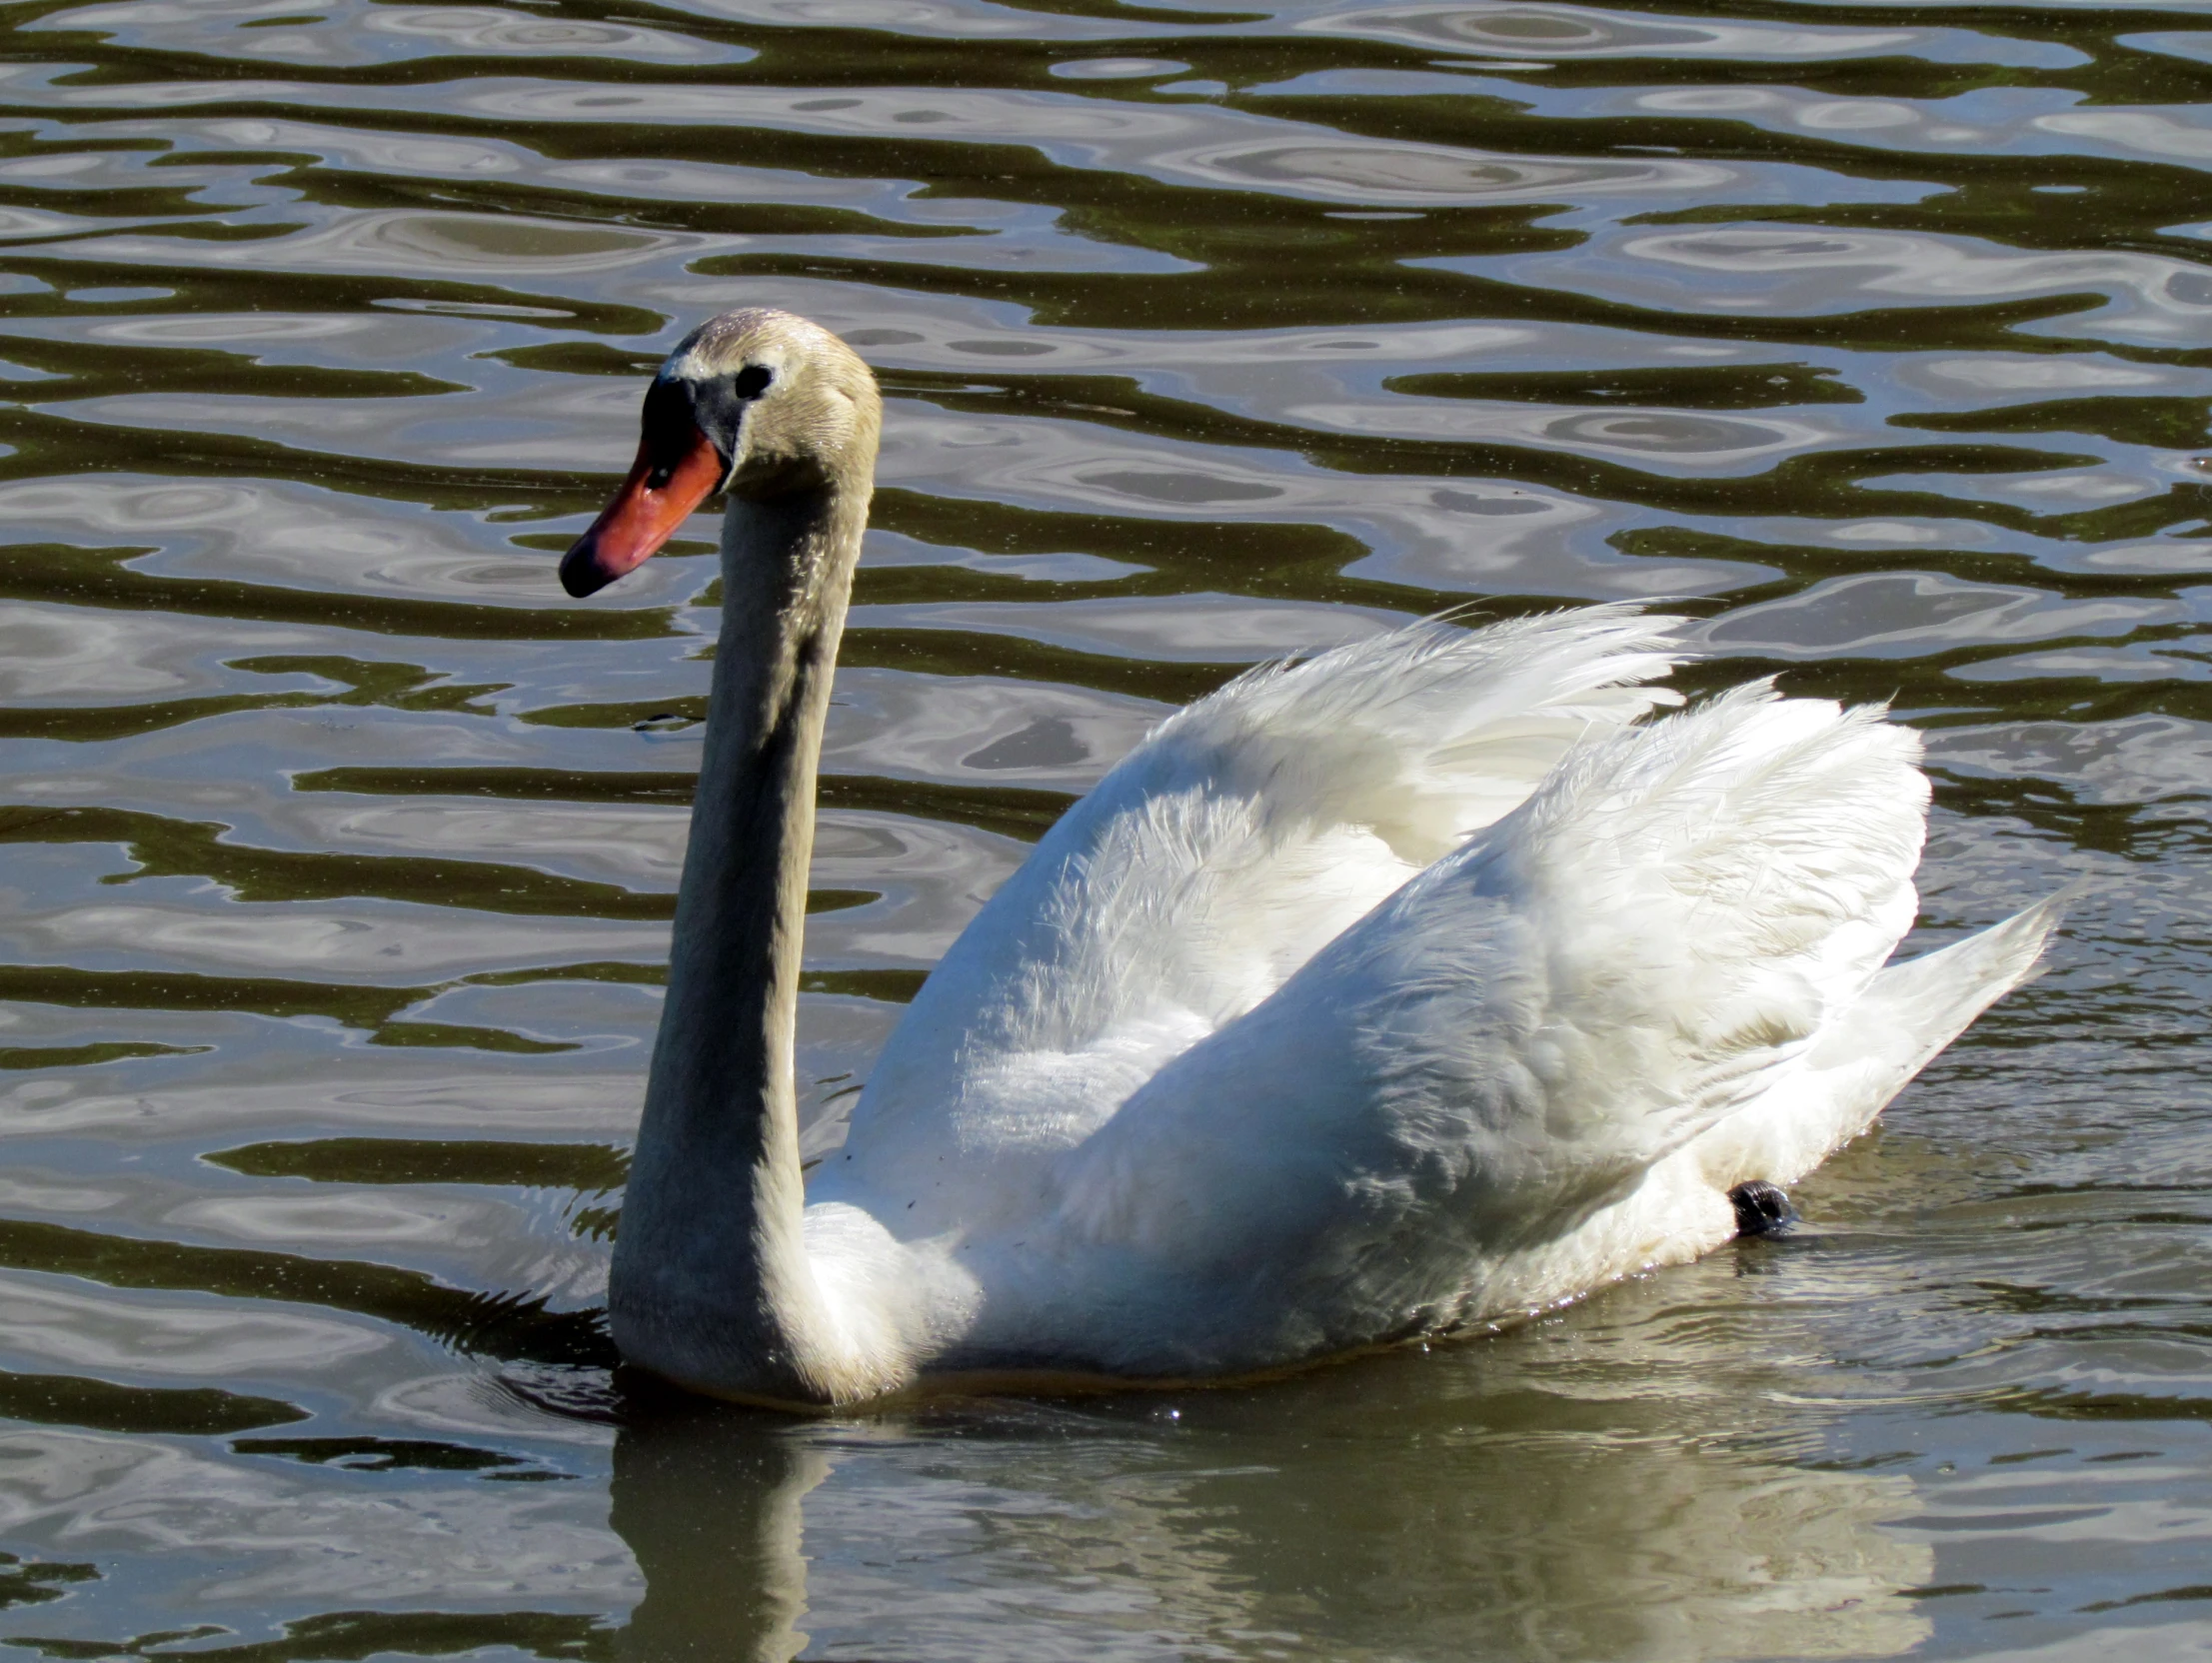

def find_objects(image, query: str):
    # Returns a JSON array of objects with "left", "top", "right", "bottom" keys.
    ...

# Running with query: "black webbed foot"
[{"left": 1729, "top": 1180, "right": 1795, "bottom": 1238}]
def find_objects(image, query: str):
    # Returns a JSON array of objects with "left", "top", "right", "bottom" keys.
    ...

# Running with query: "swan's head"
[{"left": 561, "top": 308, "right": 882, "bottom": 599}]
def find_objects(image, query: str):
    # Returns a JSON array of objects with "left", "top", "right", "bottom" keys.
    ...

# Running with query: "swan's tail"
[
  {"left": 1842, "top": 885, "right": 2073, "bottom": 1083},
  {"left": 1697, "top": 885, "right": 2075, "bottom": 1191}
]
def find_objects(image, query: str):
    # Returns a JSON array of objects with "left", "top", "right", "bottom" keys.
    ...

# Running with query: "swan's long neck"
[{"left": 609, "top": 479, "right": 877, "bottom": 1405}]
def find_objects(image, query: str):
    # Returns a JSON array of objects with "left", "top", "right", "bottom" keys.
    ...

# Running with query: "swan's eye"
[{"left": 732, "top": 364, "right": 773, "bottom": 399}]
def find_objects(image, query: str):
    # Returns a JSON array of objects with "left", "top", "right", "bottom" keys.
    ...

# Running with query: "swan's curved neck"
[{"left": 609, "top": 479, "right": 872, "bottom": 1404}]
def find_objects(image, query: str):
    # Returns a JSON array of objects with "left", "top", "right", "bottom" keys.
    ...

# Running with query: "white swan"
[{"left": 561, "top": 308, "right": 2062, "bottom": 1408}]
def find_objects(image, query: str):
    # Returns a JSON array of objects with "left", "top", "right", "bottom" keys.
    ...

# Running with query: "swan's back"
[{"left": 837, "top": 607, "right": 1686, "bottom": 1205}]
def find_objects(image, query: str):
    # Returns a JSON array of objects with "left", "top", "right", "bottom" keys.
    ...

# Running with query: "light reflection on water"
[{"left": 0, "top": 0, "right": 2206, "bottom": 1655}]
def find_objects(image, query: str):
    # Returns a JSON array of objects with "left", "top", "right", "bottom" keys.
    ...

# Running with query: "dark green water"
[{"left": 0, "top": 0, "right": 2206, "bottom": 1655}]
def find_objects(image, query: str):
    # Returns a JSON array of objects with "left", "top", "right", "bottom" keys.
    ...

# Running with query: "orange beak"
[{"left": 560, "top": 421, "right": 726, "bottom": 599}]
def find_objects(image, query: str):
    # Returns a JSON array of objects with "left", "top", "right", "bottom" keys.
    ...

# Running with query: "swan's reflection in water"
[
  {"left": 606, "top": 1249, "right": 1934, "bottom": 1663},
  {"left": 612, "top": 1406, "right": 826, "bottom": 1663}
]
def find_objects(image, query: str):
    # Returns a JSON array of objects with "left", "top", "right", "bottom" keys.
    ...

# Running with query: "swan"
[{"left": 560, "top": 307, "right": 2063, "bottom": 1408}]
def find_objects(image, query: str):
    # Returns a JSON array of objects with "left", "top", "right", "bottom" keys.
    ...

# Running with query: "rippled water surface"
[{"left": 0, "top": 0, "right": 2208, "bottom": 1655}]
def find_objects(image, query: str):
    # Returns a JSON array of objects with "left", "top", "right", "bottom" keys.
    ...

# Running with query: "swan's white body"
[
  {"left": 577, "top": 309, "right": 2060, "bottom": 1406},
  {"left": 806, "top": 613, "right": 2055, "bottom": 1382}
]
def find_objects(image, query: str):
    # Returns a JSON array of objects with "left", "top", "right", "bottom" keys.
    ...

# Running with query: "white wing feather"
[
  {"left": 1025, "top": 685, "right": 1932, "bottom": 1372},
  {"left": 836, "top": 606, "right": 1688, "bottom": 1214}
]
